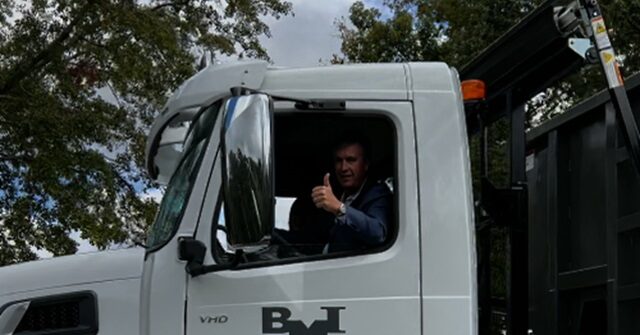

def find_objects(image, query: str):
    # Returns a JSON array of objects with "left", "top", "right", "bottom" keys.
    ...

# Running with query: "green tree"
[
  {"left": 336, "top": 0, "right": 640, "bottom": 122},
  {"left": 336, "top": 0, "right": 543, "bottom": 65},
  {"left": 0, "top": 0, "right": 292, "bottom": 266}
]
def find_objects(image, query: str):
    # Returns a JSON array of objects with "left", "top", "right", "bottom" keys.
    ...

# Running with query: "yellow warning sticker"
[
  {"left": 600, "top": 49, "right": 623, "bottom": 88},
  {"left": 591, "top": 17, "right": 612, "bottom": 49},
  {"left": 603, "top": 51, "right": 614, "bottom": 63}
]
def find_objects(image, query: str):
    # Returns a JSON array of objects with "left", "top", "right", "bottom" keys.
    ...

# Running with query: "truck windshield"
[{"left": 146, "top": 103, "right": 220, "bottom": 251}]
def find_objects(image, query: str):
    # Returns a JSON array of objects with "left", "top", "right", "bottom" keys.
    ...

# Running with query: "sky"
[
  {"left": 259, "top": 0, "right": 357, "bottom": 67},
  {"left": 259, "top": 0, "right": 392, "bottom": 67}
]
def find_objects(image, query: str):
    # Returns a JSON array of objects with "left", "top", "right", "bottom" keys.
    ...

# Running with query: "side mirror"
[{"left": 221, "top": 93, "right": 275, "bottom": 253}]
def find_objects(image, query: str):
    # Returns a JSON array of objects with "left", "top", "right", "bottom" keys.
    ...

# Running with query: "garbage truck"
[{"left": 1, "top": 0, "right": 638, "bottom": 334}]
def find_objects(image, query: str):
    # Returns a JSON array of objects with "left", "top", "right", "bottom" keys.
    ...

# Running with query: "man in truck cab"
[{"left": 311, "top": 134, "right": 393, "bottom": 253}]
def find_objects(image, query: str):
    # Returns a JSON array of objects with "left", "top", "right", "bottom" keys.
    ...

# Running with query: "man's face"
[{"left": 334, "top": 143, "right": 368, "bottom": 192}]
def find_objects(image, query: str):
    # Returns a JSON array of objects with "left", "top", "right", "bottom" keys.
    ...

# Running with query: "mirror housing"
[
  {"left": 178, "top": 237, "right": 242, "bottom": 276},
  {"left": 221, "top": 93, "right": 275, "bottom": 253}
]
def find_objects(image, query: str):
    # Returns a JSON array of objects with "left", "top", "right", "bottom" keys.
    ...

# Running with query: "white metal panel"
[
  {"left": 423, "top": 297, "right": 474, "bottom": 335},
  {"left": 261, "top": 63, "right": 409, "bottom": 101},
  {"left": 186, "top": 101, "right": 421, "bottom": 335},
  {"left": 0, "top": 278, "right": 141, "bottom": 335},
  {"left": 189, "top": 298, "right": 420, "bottom": 335},
  {"left": 409, "top": 63, "right": 477, "bottom": 334},
  {"left": 0, "top": 248, "right": 144, "bottom": 298},
  {"left": 163, "top": 61, "right": 268, "bottom": 117},
  {"left": 407, "top": 62, "right": 460, "bottom": 93}
]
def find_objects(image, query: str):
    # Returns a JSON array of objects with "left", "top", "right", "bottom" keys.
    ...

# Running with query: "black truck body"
[
  {"left": 528, "top": 74, "right": 640, "bottom": 335},
  {"left": 459, "top": 0, "right": 640, "bottom": 333}
]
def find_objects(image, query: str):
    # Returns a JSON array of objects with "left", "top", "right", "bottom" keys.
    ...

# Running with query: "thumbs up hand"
[
  {"left": 312, "top": 173, "right": 342, "bottom": 215},
  {"left": 323, "top": 173, "right": 331, "bottom": 188}
]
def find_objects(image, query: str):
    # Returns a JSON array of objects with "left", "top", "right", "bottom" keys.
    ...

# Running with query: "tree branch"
[
  {"left": 106, "top": 81, "right": 123, "bottom": 109},
  {"left": 78, "top": 35, "right": 107, "bottom": 50},
  {"left": 113, "top": 166, "right": 138, "bottom": 196},
  {"left": 151, "top": 0, "right": 190, "bottom": 12},
  {"left": 0, "top": 154, "right": 29, "bottom": 164},
  {"left": 101, "top": 155, "right": 138, "bottom": 196},
  {"left": 0, "top": 94, "right": 26, "bottom": 101},
  {"left": 0, "top": 2, "right": 97, "bottom": 95}
]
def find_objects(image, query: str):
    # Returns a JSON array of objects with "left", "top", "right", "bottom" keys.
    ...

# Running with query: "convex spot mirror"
[{"left": 221, "top": 93, "right": 275, "bottom": 253}]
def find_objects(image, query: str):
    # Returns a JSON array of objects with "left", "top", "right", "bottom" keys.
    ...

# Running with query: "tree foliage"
[
  {"left": 336, "top": 0, "right": 640, "bottom": 123},
  {"left": 337, "top": 0, "right": 543, "bottom": 65},
  {"left": 0, "top": 0, "right": 292, "bottom": 266}
]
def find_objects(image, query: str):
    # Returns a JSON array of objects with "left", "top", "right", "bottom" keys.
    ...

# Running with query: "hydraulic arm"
[{"left": 563, "top": 0, "right": 640, "bottom": 176}]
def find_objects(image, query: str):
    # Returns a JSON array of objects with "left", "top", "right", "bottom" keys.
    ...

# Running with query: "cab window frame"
[{"left": 210, "top": 110, "right": 399, "bottom": 269}]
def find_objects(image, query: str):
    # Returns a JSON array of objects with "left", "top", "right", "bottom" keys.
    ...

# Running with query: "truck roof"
[
  {"left": 147, "top": 61, "right": 458, "bottom": 182},
  {"left": 162, "top": 60, "right": 456, "bottom": 113},
  {"left": 261, "top": 62, "right": 455, "bottom": 101}
]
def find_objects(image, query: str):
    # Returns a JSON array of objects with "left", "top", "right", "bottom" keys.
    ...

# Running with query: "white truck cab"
[
  {"left": 0, "top": 60, "right": 477, "bottom": 335},
  {"left": 4, "top": 2, "right": 639, "bottom": 333}
]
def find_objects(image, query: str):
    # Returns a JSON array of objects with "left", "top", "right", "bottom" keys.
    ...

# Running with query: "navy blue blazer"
[{"left": 328, "top": 181, "right": 393, "bottom": 253}]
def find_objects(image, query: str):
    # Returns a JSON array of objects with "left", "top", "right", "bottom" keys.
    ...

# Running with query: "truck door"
[
  {"left": 185, "top": 101, "right": 422, "bottom": 335},
  {"left": 139, "top": 103, "right": 223, "bottom": 335}
]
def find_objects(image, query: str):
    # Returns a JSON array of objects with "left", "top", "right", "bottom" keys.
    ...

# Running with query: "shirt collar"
[{"left": 341, "top": 178, "right": 368, "bottom": 206}]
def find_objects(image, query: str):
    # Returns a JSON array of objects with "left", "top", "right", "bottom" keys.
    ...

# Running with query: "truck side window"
[
  {"left": 213, "top": 113, "right": 396, "bottom": 265},
  {"left": 146, "top": 104, "right": 219, "bottom": 252}
]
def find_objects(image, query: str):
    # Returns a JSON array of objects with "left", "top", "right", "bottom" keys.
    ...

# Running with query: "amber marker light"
[{"left": 461, "top": 79, "right": 486, "bottom": 101}]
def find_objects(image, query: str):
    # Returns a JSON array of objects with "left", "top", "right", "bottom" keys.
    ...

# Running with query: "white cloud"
[
  {"left": 33, "top": 247, "right": 53, "bottom": 259},
  {"left": 70, "top": 230, "right": 99, "bottom": 254},
  {"left": 260, "top": 0, "right": 358, "bottom": 67},
  {"left": 32, "top": 230, "right": 97, "bottom": 260},
  {"left": 141, "top": 187, "right": 165, "bottom": 204}
]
